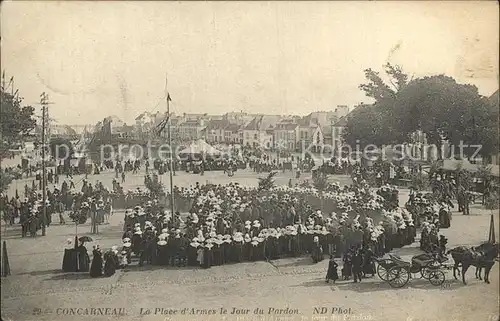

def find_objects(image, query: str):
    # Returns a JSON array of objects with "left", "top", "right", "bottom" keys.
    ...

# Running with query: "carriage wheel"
[
  {"left": 421, "top": 267, "right": 432, "bottom": 279},
  {"left": 377, "top": 263, "right": 391, "bottom": 281},
  {"left": 387, "top": 266, "right": 410, "bottom": 288},
  {"left": 428, "top": 270, "right": 445, "bottom": 286}
]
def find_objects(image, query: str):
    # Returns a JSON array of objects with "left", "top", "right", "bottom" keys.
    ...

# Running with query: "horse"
[{"left": 447, "top": 242, "right": 499, "bottom": 284}]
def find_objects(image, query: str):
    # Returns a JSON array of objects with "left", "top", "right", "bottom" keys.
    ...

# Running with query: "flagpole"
[{"left": 166, "top": 74, "right": 175, "bottom": 219}]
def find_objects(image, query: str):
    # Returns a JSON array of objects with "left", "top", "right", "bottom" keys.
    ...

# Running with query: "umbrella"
[{"left": 78, "top": 236, "right": 93, "bottom": 243}]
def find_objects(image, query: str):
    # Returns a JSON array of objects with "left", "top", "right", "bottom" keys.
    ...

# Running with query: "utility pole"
[
  {"left": 40, "top": 93, "right": 53, "bottom": 236},
  {"left": 165, "top": 74, "right": 176, "bottom": 219},
  {"left": 41, "top": 93, "right": 47, "bottom": 236}
]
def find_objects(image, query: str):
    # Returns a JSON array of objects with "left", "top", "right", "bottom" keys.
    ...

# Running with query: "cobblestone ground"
[{"left": 1, "top": 170, "right": 499, "bottom": 321}]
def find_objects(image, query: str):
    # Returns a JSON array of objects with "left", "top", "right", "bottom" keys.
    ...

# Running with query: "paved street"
[{"left": 1, "top": 170, "right": 499, "bottom": 321}]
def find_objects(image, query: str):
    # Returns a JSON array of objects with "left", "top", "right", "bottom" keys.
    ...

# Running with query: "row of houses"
[
  {"left": 146, "top": 106, "right": 352, "bottom": 152},
  {"left": 97, "top": 106, "right": 354, "bottom": 152}
]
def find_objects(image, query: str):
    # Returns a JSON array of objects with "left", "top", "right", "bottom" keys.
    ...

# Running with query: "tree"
[
  {"left": 0, "top": 172, "right": 14, "bottom": 193},
  {"left": 0, "top": 87, "right": 36, "bottom": 193},
  {"left": 0, "top": 89, "right": 36, "bottom": 156},
  {"left": 344, "top": 63, "right": 410, "bottom": 148},
  {"left": 258, "top": 172, "right": 277, "bottom": 191},
  {"left": 145, "top": 173, "right": 165, "bottom": 197},
  {"left": 343, "top": 104, "right": 386, "bottom": 148},
  {"left": 358, "top": 62, "right": 409, "bottom": 103},
  {"left": 346, "top": 64, "right": 498, "bottom": 160},
  {"left": 394, "top": 75, "right": 498, "bottom": 157},
  {"left": 312, "top": 171, "right": 328, "bottom": 191}
]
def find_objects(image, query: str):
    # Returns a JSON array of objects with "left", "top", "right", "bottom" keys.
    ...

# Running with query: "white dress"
[{"left": 196, "top": 249, "right": 204, "bottom": 264}]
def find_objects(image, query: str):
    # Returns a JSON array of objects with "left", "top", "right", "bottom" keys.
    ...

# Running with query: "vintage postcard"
[{"left": 0, "top": 1, "right": 498, "bottom": 321}]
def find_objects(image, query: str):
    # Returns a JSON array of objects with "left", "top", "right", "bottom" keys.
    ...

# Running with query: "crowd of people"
[
  {"left": 3, "top": 147, "right": 489, "bottom": 284},
  {"left": 0, "top": 176, "right": 118, "bottom": 236},
  {"left": 66, "top": 178, "right": 423, "bottom": 279}
]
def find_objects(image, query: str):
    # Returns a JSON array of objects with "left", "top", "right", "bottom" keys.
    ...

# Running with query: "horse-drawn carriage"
[{"left": 375, "top": 253, "right": 451, "bottom": 288}]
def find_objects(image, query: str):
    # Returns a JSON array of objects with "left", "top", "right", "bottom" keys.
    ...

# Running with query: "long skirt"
[
  {"left": 90, "top": 256, "right": 103, "bottom": 277},
  {"left": 103, "top": 257, "right": 117, "bottom": 277},
  {"left": 62, "top": 249, "right": 78, "bottom": 272}
]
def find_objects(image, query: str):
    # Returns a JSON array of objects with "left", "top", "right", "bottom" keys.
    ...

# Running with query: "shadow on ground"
[
  {"left": 45, "top": 273, "right": 94, "bottom": 281},
  {"left": 17, "top": 269, "right": 61, "bottom": 276},
  {"left": 292, "top": 275, "right": 479, "bottom": 293},
  {"left": 270, "top": 257, "right": 314, "bottom": 268}
]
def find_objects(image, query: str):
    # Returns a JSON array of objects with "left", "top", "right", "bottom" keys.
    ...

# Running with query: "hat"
[
  {"left": 233, "top": 234, "right": 244, "bottom": 242},
  {"left": 205, "top": 243, "right": 214, "bottom": 249},
  {"left": 121, "top": 250, "right": 127, "bottom": 255},
  {"left": 123, "top": 242, "right": 132, "bottom": 247},
  {"left": 111, "top": 246, "right": 118, "bottom": 251},
  {"left": 190, "top": 242, "right": 201, "bottom": 248},
  {"left": 313, "top": 236, "right": 319, "bottom": 242},
  {"left": 157, "top": 240, "right": 167, "bottom": 246}
]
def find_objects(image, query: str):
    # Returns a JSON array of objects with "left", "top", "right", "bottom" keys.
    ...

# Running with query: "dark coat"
[
  {"left": 326, "top": 259, "right": 339, "bottom": 281},
  {"left": 76, "top": 245, "right": 90, "bottom": 272},
  {"left": 103, "top": 252, "right": 117, "bottom": 277},
  {"left": 90, "top": 249, "right": 103, "bottom": 277}
]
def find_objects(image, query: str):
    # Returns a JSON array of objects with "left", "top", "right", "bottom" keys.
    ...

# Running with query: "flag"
[
  {"left": 156, "top": 115, "right": 170, "bottom": 135},
  {"left": 488, "top": 214, "right": 495, "bottom": 244},
  {"left": 2, "top": 241, "right": 11, "bottom": 277},
  {"left": 167, "top": 93, "right": 172, "bottom": 102}
]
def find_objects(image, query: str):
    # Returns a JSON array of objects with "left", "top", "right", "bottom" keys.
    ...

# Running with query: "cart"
[
  {"left": 373, "top": 256, "right": 398, "bottom": 281},
  {"left": 377, "top": 253, "right": 450, "bottom": 288}
]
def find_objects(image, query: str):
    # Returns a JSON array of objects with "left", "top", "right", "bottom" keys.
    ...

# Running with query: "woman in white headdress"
[
  {"left": 90, "top": 245, "right": 103, "bottom": 278},
  {"left": 103, "top": 246, "right": 118, "bottom": 277},
  {"left": 311, "top": 236, "right": 324, "bottom": 263}
]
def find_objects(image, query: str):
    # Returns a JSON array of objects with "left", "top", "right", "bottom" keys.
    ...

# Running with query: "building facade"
[{"left": 274, "top": 121, "right": 299, "bottom": 151}]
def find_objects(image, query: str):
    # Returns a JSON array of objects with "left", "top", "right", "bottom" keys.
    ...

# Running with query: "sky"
[{"left": 1, "top": 1, "right": 498, "bottom": 126}]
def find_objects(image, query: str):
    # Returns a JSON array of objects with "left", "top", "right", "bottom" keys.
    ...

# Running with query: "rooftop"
[{"left": 244, "top": 115, "right": 281, "bottom": 131}]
